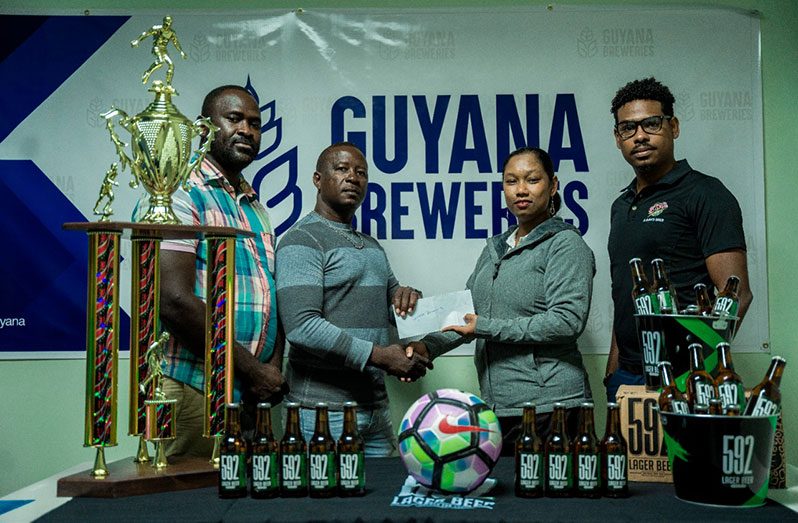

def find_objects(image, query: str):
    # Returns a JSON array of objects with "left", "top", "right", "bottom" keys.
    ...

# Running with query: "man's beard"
[{"left": 210, "top": 137, "right": 258, "bottom": 173}]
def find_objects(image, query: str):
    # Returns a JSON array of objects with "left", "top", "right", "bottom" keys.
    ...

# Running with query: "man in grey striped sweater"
[{"left": 275, "top": 142, "right": 431, "bottom": 456}]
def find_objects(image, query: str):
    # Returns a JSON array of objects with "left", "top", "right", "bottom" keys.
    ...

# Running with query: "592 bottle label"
[
  {"left": 252, "top": 451, "right": 278, "bottom": 490},
  {"left": 547, "top": 453, "right": 572, "bottom": 491},
  {"left": 281, "top": 452, "right": 307, "bottom": 489},
  {"left": 309, "top": 452, "right": 336, "bottom": 489},
  {"left": 220, "top": 453, "right": 246, "bottom": 490},
  {"left": 339, "top": 452, "right": 365, "bottom": 490},
  {"left": 518, "top": 451, "right": 543, "bottom": 489}
]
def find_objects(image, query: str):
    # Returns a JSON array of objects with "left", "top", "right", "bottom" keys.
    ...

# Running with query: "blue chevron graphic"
[
  {"left": 0, "top": 160, "right": 130, "bottom": 352},
  {"left": 0, "top": 15, "right": 129, "bottom": 144}
]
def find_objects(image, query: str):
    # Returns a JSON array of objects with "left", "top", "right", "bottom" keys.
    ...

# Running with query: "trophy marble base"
[{"left": 56, "top": 456, "right": 216, "bottom": 498}]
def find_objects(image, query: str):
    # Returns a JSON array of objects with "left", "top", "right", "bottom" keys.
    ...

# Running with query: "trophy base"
[{"left": 56, "top": 455, "right": 216, "bottom": 498}]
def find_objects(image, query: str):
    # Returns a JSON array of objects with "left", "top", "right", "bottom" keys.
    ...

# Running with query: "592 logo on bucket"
[{"left": 721, "top": 435, "right": 754, "bottom": 488}]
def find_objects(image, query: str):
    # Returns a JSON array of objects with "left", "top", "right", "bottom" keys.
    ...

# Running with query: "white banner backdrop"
[{"left": 0, "top": 5, "right": 767, "bottom": 357}]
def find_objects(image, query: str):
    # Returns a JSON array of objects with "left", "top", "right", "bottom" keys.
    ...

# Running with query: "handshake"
[{"left": 368, "top": 341, "right": 432, "bottom": 382}]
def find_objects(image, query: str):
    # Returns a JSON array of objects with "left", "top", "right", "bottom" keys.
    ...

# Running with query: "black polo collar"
[{"left": 620, "top": 159, "right": 693, "bottom": 197}]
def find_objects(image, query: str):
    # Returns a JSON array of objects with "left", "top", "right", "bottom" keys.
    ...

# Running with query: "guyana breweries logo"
[
  {"left": 721, "top": 435, "right": 755, "bottom": 487},
  {"left": 643, "top": 201, "right": 668, "bottom": 223}
]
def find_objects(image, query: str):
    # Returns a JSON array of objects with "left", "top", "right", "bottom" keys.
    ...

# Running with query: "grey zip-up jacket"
[{"left": 423, "top": 217, "right": 595, "bottom": 417}]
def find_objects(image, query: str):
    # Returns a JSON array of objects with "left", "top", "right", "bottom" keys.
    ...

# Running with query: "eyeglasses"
[{"left": 614, "top": 115, "right": 673, "bottom": 140}]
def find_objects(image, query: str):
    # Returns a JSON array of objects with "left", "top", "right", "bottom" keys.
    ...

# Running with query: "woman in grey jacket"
[{"left": 410, "top": 147, "right": 595, "bottom": 452}]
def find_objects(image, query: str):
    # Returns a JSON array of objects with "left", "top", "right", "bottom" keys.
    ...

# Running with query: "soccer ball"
[{"left": 397, "top": 389, "right": 502, "bottom": 493}]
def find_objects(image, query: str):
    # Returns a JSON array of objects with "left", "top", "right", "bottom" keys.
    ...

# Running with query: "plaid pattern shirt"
[{"left": 134, "top": 159, "right": 277, "bottom": 396}]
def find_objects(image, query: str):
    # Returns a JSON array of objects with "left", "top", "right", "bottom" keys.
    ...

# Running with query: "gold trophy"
[
  {"left": 99, "top": 15, "right": 217, "bottom": 224},
  {"left": 139, "top": 332, "right": 176, "bottom": 469},
  {"left": 60, "top": 16, "right": 243, "bottom": 496}
]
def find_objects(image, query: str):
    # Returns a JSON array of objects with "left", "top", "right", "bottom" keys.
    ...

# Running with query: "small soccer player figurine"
[
  {"left": 130, "top": 16, "right": 187, "bottom": 87},
  {"left": 93, "top": 163, "right": 119, "bottom": 221}
]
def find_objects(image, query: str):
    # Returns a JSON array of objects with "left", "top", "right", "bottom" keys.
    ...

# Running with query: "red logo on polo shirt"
[{"left": 648, "top": 202, "right": 668, "bottom": 217}]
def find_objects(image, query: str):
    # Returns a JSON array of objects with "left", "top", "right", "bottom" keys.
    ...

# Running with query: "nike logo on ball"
[{"left": 438, "top": 416, "right": 493, "bottom": 434}]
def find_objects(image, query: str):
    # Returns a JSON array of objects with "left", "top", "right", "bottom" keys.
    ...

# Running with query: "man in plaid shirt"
[{"left": 146, "top": 85, "right": 285, "bottom": 457}]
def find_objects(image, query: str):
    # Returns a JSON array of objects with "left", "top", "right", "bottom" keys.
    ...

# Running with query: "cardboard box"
[{"left": 616, "top": 385, "right": 673, "bottom": 483}]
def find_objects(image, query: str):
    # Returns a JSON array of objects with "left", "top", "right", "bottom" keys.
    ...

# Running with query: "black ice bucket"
[
  {"left": 659, "top": 411, "right": 777, "bottom": 507},
  {"left": 634, "top": 314, "right": 738, "bottom": 391}
]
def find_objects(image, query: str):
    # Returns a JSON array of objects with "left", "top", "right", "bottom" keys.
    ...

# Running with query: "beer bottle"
[
  {"left": 657, "top": 362, "right": 689, "bottom": 414},
  {"left": 708, "top": 398, "right": 723, "bottom": 415},
  {"left": 744, "top": 356, "right": 786, "bottom": 416},
  {"left": 515, "top": 402, "right": 544, "bottom": 498},
  {"left": 308, "top": 402, "right": 337, "bottom": 498},
  {"left": 337, "top": 401, "right": 365, "bottom": 497},
  {"left": 686, "top": 343, "right": 716, "bottom": 408},
  {"left": 545, "top": 403, "right": 572, "bottom": 497},
  {"left": 600, "top": 403, "right": 628, "bottom": 498},
  {"left": 724, "top": 404, "right": 741, "bottom": 416},
  {"left": 679, "top": 305, "right": 701, "bottom": 315},
  {"left": 713, "top": 343, "right": 744, "bottom": 411},
  {"left": 651, "top": 258, "right": 679, "bottom": 314},
  {"left": 219, "top": 403, "right": 248, "bottom": 499},
  {"left": 694, "top": 283, "right": 713, "bottom": 316},
  {"left": 573, "top": 402, "right": 601, "bottom": 498},
  {"left": 251, "top": 402, "right": 279, "bottom": 499},
  {"left": 693, "top": 403, "right": 710, "bottom": 415},
  {"left": 712, "top": 275, "right": 740, "bottom": 317},
  {"left": 629, "top": 258, "right": 656, "bottom": 314},
  {"left": 280, "top": 402, "right": 308, "bottom": 497}
]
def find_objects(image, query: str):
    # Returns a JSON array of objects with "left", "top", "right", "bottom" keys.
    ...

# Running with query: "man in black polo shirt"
[{"left": 605, "top": 77, "right": 753, "bottom": 401}]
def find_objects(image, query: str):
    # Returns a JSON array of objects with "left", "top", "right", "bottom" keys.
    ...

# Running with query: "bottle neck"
[
  {"left": 766, "top": 358, "right": 786, "bottom": 387},
  {"left": 314, "top": 406, "right": 331, "bottom": 437},
  {"left": 696, "top": 285, "right": 711, "bottom": 309},
  {"left": 285, "top": 407, "right": 301, "bottom": 435},
  {"left": 255, "top": 407, "right": 273, "bottom": 437},
  {"left": 552, "top": 407, "right": 566, "bottom": 433},
  {"left": 578, "top": 407, "right": 595, "bottom": 435},
  {"left": 718, "top": 344, "right": 734, "bottom": 371},
  {"left": 630, "top": 261, "right": 648, "bottom": 287},
  {"left": 723, "top": 276, "right": 740, "bottom": 295},
  {"left": 660, "top": 363, "right": 676, "bottom": 386},
  {"left": 521, "top": 407, "right": 537, "bottom": 436},
  {"left": 689, "top": 347, "right": 704, "bottom": 371},
  {"left": 342, "top": 406, "right": 357, "bottom": 434},
  {"left": 652, "top": 261, "right": 669, "bottom": 287},
  {"left": 605, "top": 407, "right": 621, "bottom": 436},
  {"left": 225, "top": 407, "right": 242, "bottom": 434}
]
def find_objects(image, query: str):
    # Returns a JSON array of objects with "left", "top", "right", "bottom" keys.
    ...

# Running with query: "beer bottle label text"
[
  {"left": 252, "top": 452, "right": 278, "bottom": 490},
  {"left": 339, "top": 452, "right": 365, "bottom": 489},
  {"left": 577, "top": 453, "right": 600, "bottom": 491},
  {"left": 547, "top": 453, "right": 572, "bottom": 490},
  {"left": 309, "top": 452, "right": 336, "bottom": 489},
  {"left": 605, "top": 454, "right": 627, "bottom": 490},
  {"left": 220, "top": 453, "right": 246, "bottom": 490},
  {"left": 281, "top": 452, "right": 307, "bottom": 489},
  {"left": 518, "top": 452, "right": 542, "bottom": 489}
]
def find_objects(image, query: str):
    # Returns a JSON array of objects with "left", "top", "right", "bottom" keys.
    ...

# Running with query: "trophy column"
[
  {"left": 129, "top": 235, "right": 161, "bottom": 462},
  {"left": 60, "top": 222, "right": 254, "bottom": 496},
  {"left": 204, "top": 234, "right": 236, "bottom": 466},
  {"left": 83, "top": 229, "right": 122, "bottom": 477}
]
